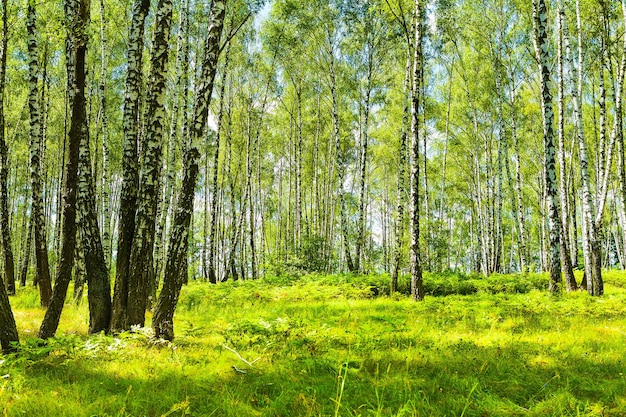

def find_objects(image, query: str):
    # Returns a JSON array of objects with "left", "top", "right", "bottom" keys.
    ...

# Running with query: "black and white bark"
[
  {"left": 127, "top": 0, "right": 174, "bottom": 328},
  {"left": 330, "top": 45, "right": 356, "bottom": 273},
  {"left": 410, "top": 0, "right": 424, "bottom": 301},
  {"left": 77, "top": 95, "right": 111, "bottom": 334},
  {"left": 207, "top": 42, "right": 230, "bottom": 284},
  {"left": 615, "top": 0, "right": 626, "bottom": 274},
  {"left": 533, "top": 0, "right": 562, "bottom": 293},
  {"left": 0, "top": 0, "right": 13, "bottom": 296},
  {"left": 26, "top": 0, "right": 52, "bottom": 307},
  {"left": 556, "top": 1, "right": 577, "bottom": 291},
  {"left": 561, "top": 0, "right": 603, "bottom": 295},
  {"left": 98, "top": 0, "right": 112, "bottom": 268},
  {"left": 391, "top": 54, "right": 410, "bottom": 293},
  {"left": 155, "top": 0, "right": 190, "bottom": 285},
  {"left": 111, "top": 0, "right": 150, "bottom": 332},
  {"left": 153, "top": 0, "right": 227, "bottom": 340},
  {"left": 0, "top": 0, "right": 17, "bottom": 353},
  {"left": 39, "top": 0, "right": 88, "bottom": 339},
  {"left": 356, "top": 38, "right": 374, "bottom": 273}
]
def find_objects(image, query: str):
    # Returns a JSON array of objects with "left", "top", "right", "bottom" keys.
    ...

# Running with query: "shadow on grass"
[{"left": 1, "top": 333, "right": 624, "bottom": 417}]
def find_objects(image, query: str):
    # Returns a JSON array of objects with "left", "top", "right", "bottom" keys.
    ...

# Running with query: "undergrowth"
[{"left": 1, "top": 270, "right": 625, "bottom": 416}]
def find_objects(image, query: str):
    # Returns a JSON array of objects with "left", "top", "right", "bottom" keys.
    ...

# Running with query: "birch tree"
[
  {"left": 126, "top": 0, "right": 174, "bottom": 328},
  {"left": 410, "top": 0, "right": 424, "bottom": 301},
  {"left": 111, "top": 0, "right": 150, "bottom": 332},
  {"left": 556, "top": 0, "right": 576, "bottom": 291},
  {"left": 153, "top": 0, "right": 227, "bottom": 340},
  {"left": 0, "top": 0, "right": 13, "bottom": 296},
  {"left": 26, "top": 0, "right": 52, "bottom": 307},
  {"left": 533, "top": 0, "right": 561, "bottom": 293},
  {"left": 77, "top": 79, "right": 111, "bottom": 333},
  {"left": 0, "top": 0, "right": 17, "bottom": 353},
  {"left": 39, "top": 0, "right": 89, "bottom": 339}
]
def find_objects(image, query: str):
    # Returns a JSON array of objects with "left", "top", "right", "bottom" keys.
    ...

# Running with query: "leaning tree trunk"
[
  {"left": 38, "top": 0, "right": 88, "bottom": 340},
  {"left": 533, "top": 0, "right": 562, "bottom": 293},
  {"left": 410, "top": 0, "right": 424, "bottom": 301},
  {"left": 110, "top": 0, "right": 150, "bottom": 332},
  {"left": 26, "top": 0, "right": 52, "bottom": 307},
  {"left": 152, "top": 0, "right": 227, "bottom": 341},
  {"left": 0, "top": 0, "right": 13, "bottom": 296},
  {"left": 77, "top": 102, "right": 111, "bottom": 334},
  {"left": 126, "top": 0, "right": 173, "bottom": 328},
  {"left": 155, "top": 0, "right": 190, "bottom": 286},
  {"left": 0, "top": 0, "right": 17, "bottom": 353}
]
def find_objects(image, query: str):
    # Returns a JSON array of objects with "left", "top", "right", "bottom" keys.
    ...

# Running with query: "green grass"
[{"left": 2, "top": 271, "right": 626, "bottom": 416}]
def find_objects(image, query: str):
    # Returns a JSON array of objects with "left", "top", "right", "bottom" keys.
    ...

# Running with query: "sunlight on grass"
[{"left": 1, "top": 272, "right": 626, "bottom": 416}]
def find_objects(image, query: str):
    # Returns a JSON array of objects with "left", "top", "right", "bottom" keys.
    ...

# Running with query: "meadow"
[{"left": 1, "top": 271, "right": 625, "bottom": 416}]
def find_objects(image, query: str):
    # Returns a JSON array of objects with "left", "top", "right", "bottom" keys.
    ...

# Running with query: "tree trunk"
[
  {"left": 77, "top": 98, "right": 111, "bottom": 334},
  {"left": 611, "top": 1, "right": 626, "bottom": 295},
  {"left": 155, "top": 0, "right": 190, "bottom": 287},
  {"left": 563, "top": 0, "right": 603, "bottom": 295},
  {"left": 38, "top": 0, "right": 88, "bottom": 340},
  {"left": 391, "top": 54, "right": 410, "bottom": 293},
  {"left": 26, "top": 0, "right": 52, "bottom": 307},
  {"left": 330, "top": 49, "right": 355, "bottom": 273},
  {"left": 208, "top": 42, "right": 230, "bottom": 284},
  {"left": 73, "top": 232, "right": 86, "bottom": 304},
  {"left": 533, "top": 0, "right": 562, "bottom": 293},
  {"left": 0, "top": 0, "right": 13, "bottom": 296},
  {"left": 508, "top": 84, "right": 529, "bottom": 273},
  {"left": 556, "top": 1, "right": 577, "bottom": 291},
  {"left": 110, "top": 0, "right": 150, "bottom": 332},
  {"left": 19, "top": 214, "right": 33, "bottom": 287},
  {"left": 152, "top": 0, "right": 227, "bottom": 341},
  {"left": 356, "top": 46, "right": 373, "bottom": 273},
  {"left": 410, "top": 0, "right": 424, "bottom": 301},
  {"left": 98, "top": 0, "right": 112, "bottom": 269},
  {"left": 127, "top": 0, "right": 174, "bottom": 328}
]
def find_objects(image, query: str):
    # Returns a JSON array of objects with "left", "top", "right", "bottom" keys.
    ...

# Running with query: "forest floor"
[{"left": 1, "top": 271, "right": 625, "bottom": 416}]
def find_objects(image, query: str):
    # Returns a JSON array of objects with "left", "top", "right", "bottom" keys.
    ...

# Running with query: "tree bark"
[
  {"left": 155, "top": 0, "right": 190, "bottom": 287},
  {"left": 153, "top": 0, "right": 227, "bottom": 340},
  {"left": 356, "top": 41, "right": 373, "bottom": 273},
  {"left": 533, "top": 0, "right": 562, "bottom": 293},
  {"left": 207, "top": 42, "right": 230, "bottom": 284},
  {"left": 330, "top": 48, "right": 356, "bottom": 273},
  {"left": 19, "top": 219, "right": 33, "bottom": 287},
  {"left": 111, "top": 0, "right": 150, "bottom": 332},
  {"left": 562, "top": 0, "right": 603, "bottom": 295},
  {"left": 556, "top": 1, "right": 577, "bottom": 291},
  {"left": 0, "top": 0, "right": 17, "bottom": 353},
  {"left": 26, "top": 0, "right": 52, "bottom": 307},
  {"left": 98, "top": 0, "right": 112, "bottom": 269},
  {"left": 391, "top": 54, "right": 411, "bottom": 293},
  {"left": 38, "top": 0, "right": 88, "bottom": 340},
  {"left": 0, "top": 0, "right": 13, "bottom": 296},
  {"left": 410, "top": 0, "right": 424, "bottom": 301},
  {"left": 126, "top": 0, "right": 174, "bottom": 328},
  {"left": 77, "top": 96, "right": 111, "bottom": 334}
]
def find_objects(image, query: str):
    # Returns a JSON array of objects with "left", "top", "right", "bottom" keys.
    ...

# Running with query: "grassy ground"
[{"left": 1, "top": 271, "right": 626, "bottom": 416}]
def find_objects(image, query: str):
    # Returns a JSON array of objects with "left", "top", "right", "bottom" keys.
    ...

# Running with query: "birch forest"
[{"left": 2, "top": 0, "right": 626, "bottom": 345}]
